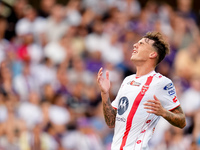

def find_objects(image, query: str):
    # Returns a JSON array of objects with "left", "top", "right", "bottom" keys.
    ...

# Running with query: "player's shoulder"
[{"left": 154, "top": 73, "right": 173, "bottom": 87}]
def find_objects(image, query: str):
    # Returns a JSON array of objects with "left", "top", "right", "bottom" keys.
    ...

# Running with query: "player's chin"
[
  {"left": 130, "top": 57, "right": 137, "bottom": 62},
  {"left": 130, "top": 56, "right": 135, "bottom": 61}
]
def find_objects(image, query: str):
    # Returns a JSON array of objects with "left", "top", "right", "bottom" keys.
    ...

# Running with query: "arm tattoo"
[
  {"left": 103, "top": 97, "right": 117, "bottom": 128},
  {"left": 163, "top": 106, "right": 186, "bottom": 128}
]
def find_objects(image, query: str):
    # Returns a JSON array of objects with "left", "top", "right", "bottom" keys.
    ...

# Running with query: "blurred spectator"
[
  {"left": 151, "top": 127, "right": 173, "bottom": 150},
  {"left": 15, "top": 5, "right": 46, "bottom": 40},
  {"left": 85, "top": 19, "right": 108, "bottom": 55},
  {"left": 16, "top": 32, "right": 43, "bottom": 64},
  {"left": 171, "top": 14, "right": 199, "bottom": 50},
  {"left": 0, "top": 94, "right": 26, "bottom": 150},
  {"left": 176, "top": 0, "right": 197, "bottom": 23},
  {"left": 81, "top": 0, "right": 108, "bottom": 15},
  {"left": 38, "top": 0, "right": 56, "bottom": 18},
  {"left": 29, "top": 124, "right": 55, "bottom": 150},
  {"left": 62, "top": 117, "right": 105, "bottom": 150},
  {"left": 111, "top": 0, "right": 141, "bottom": 18},
  {"left": 41, "top": 83, "right": 56, "bottom": 103},
  {"left": 13, "top": 62, "right": 39, "bottom": 101},
  {"left": 101, "top": 33, "right": 124, "bottom": 66},
  {"left": 157, "top": 3, "right": 173, "bottom": 37},
  {"left": 48, "top": 93, "right": 70, "bottom": 124},
  {"left": 174, "top": 42, "right": 200, "bottom": 82},
  {"left": 152, "top": 126, "right": 191, "bottom": 150},
  {"left": 168, "top": 126, "right": 191, "bottom": 150},
  {"left": 104, "top": 62, "right": 123, "bottom": 99},
  {"left": 85, "top": 50, "right": 103, "bottom": 73},
  {"left": 181, "top": 75, "right": 200, "bottom": 116},
  {"left": 65, "top": 0, "right": 82, "bottom": 26},
  {"left": 67, "top": 56, "right": 95, "bottom": 85},
  {"left": 90, "top": 102, "right": 114, "bottom": 149},
  {"left": 67, "top": 80, "right": 89, "bottom": 117},
  {"left": 54, "top": 66, "right": 70, "bottom": 97},
  {"left": 0, "top": 16, "right": 10, "bottom": 64},
  {"left": 0, "top": 60, "right": 16, "bottom": 95},
  {"left": 19, "top": 123, "right": 60, "bottom": 150},
  {"left": 43, "top": 32, "right": 70, "bottom": 66},
  {"left": 5, "top": 0, "right": 28, "bottom": 40},
  {"left": 180, "top": 75, "right": 200, "bottom": 134},
  {"left": 18, "top": 91, "right": 43, "bottom": 129},
  {"left": 45, "top": 4, "right": 68, "bottom": 42},
  {"left": 131, "top": 9, "right": 154, "bottom": 35},
  {"left": 73, "top": 25, "right": 88, "bottom": 56},
  {"left": 31, "top": 57, "right": 56, "bottom": 89},
  {"left": 47, "top": 93, "right": 70, "bottom": 149},
  {"left": 80, "top": 8, "right": 96, "bottom": 28}
]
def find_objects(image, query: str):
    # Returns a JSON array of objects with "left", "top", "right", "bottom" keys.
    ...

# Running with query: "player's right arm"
[{"left": 97, "top": 67, "right": 117, "bottom": 128}]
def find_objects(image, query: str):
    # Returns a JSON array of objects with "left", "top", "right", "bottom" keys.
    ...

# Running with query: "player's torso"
[{"left": 112, "top": 72, "right": 161, "bottom": 150}]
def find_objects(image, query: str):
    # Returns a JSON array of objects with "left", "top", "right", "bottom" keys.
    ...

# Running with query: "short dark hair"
[{"left": 144, "top": 31, "right": 170, "bottom": 65}]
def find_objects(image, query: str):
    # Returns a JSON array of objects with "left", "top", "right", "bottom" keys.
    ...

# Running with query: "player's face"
[{"left": 130, "top": 38, "right": 156, "bottom": 63}]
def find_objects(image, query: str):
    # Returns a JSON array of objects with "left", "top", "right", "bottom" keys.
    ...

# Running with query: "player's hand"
[
  {"left": 97, "top": 67, "right": 110, "bottom": 94},
  {"left": 144, "top": 95, "right": 165, "bottom": 116}
]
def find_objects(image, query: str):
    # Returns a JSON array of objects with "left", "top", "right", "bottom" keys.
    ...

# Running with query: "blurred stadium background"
[{"left": 0, "top": 0, "right": 200, "bottom": 150}]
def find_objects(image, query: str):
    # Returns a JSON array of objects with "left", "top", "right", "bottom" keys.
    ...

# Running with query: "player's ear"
[{"left": 149, "top": 51, "right": 157, "bottom": 59}]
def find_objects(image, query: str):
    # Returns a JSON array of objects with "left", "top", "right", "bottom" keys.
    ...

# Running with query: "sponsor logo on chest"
[
  {"left": 118, "top": 97, "right": 129, "bottom": 115},
  {"left": 127, "top": 80, "right": 141, "bottom": 86}
]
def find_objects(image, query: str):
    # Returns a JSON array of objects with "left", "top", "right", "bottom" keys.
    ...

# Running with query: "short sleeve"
[{"left": 156, "top": 77, "right": 180, "bottom": 111}]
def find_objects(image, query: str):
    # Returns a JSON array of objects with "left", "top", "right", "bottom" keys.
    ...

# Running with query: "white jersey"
[{"left": 111, "top": 71, "right": 180, "bottom": 150}]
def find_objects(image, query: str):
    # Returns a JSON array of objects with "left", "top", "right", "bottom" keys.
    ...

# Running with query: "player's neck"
[{"left": 135, "top": 65, "right": 155, "bottom": 77}]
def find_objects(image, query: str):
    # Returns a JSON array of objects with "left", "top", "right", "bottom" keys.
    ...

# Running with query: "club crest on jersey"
[
  {"left": 127, "top": 80, "right": 141, "bottom": 86},
  {"left": 163, "top": 83, "right": 174, "bottom": 90},
  {"left": 118, "top": 97, "right": 129, "bottom": 115},
  {"left": 141, "top": 85, "right": 149, "bottom": 95}
]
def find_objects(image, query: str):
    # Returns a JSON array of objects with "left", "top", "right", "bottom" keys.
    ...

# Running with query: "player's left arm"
[{"left": 144, "top": 95, "right": 186, "bottom": 129}]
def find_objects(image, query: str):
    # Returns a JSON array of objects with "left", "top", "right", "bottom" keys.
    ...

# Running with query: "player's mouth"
[{"left": 132, "top": 50, "right": 138, "bottom": 54}]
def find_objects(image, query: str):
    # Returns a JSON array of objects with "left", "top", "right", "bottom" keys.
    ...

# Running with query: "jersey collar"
[{"left": 135, "top": 70, "right": 156, "bottom": 79}]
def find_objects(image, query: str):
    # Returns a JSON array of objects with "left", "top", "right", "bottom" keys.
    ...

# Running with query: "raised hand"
[
  {"left": 97, "top": 67, "right": 110, "bottom": 94},
  {"left": 143, "top": 95, "right": 165, "bottom": 116},
  {"left": 144, "top": 95, "right": 186, "bottom": 128},
  {"left": 97, "top": 67, "right": 116, "bottom": 128}
]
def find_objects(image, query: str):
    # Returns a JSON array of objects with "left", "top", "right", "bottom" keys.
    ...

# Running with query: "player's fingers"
[
  {"left": 153, "top": 95, "right": 159, "bottom": 101},
  {"left": 146, "top": 110, "right": 156, "bottom": 114},
  {"left": 144, "top": 106, "right": 154, "bottom": 110},
  {"left": 106, "top": 70, "right": 109, "bottom": 80},
  {"left": 143, "top": 102, "right": 153, "bottom": 106},
  {"left": 97, "top": 71, "right": 102, "bottom": 81},
  {"left": 144, "top": 104, "right": 158, "bottom": 109},
  {"left": 98, "top": 67, "right": 103, "bottom": 75},
  {"left": 146, "top": 99, "right": 158, "bottom": 104}
]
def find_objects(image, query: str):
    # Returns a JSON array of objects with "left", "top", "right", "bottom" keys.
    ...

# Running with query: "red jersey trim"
[
  {"left": 169, "top": 104, "right": 180, "bottom": 111},
  {"left": 120, "top": 76, "right": 154, "bottom": 150},
  {"left": 113, "top": 106, "right": 117, "bottom": 110}
]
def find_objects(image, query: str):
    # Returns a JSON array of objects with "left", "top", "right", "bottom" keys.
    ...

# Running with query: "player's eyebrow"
[{"left": 144, "top": 38, "right": 150, "bottom": 44}]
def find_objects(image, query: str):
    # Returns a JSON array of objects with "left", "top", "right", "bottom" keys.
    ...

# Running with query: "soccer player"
[{"left": 97, "top": 31, "right": 186, "bottom": 150}]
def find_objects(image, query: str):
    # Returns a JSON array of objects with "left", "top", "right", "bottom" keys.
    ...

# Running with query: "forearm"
[
  {"left": 101, "top": 92, "right": 117, "bottom": 128},
  {"left": 162, "top": 108, "right": 186, "bottom": 129}
]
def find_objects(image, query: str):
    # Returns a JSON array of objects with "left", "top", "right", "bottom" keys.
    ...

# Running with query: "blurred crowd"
[{"left": 0, "top": 0, "right": 200, "bottom": 149}]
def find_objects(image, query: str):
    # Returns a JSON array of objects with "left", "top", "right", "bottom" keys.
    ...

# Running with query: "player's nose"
[{"left": 133, "top": 43, "right": 138, "bottom": 49}]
